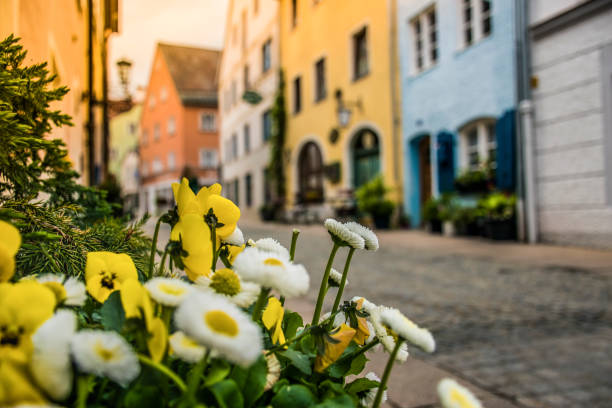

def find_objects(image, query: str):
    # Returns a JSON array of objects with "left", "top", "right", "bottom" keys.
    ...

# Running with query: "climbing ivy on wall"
[{"left": 269, "top": 69, "right": 287, "bottom": 204}]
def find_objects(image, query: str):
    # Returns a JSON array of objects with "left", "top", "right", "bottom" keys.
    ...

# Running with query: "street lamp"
[
  {"left": 335, "top": 89, "right": 362, "bottom": 128},
  {"left": 116, "top": 58, "right": 132, "bottom": 99}
]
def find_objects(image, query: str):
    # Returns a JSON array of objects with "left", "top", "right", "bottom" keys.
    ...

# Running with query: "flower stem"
[
  {"left": 252, "top": 287, "right": 271, "bottom": 321},
  {"left": 186, "top": 350, "right": 210, "bottom": 402},
  {"left": 158, "top": 246, "right": 169, "bottom": 276},
  {"left": 335, "top": 337, "right": 379, "bottom": 365},
  {"left": 372, "top": 339, "right": 403, "bottom": 408},
  {"left": 76, "top": 375, "right": 91, "bottom": 408},
  {"left": 138, "top": 354, "right": 187, "bottom": 392},
  {"left": 266, "top": 310, "right": 341, "bottom": 355},
  {"left": 330, "top": 247, "right": 355, "bottom": 315},
  {"left": 148, "top": 217, "right": 163, "bottom": 279},
  {"left": 289, "top": 229, "right": 300, "bottom": 261},
  {"left": 210, "top": 225, "right": 217, "bottom": 272},
  {"left": 312, "top": 242, "right": 340, "bottom": 325}
]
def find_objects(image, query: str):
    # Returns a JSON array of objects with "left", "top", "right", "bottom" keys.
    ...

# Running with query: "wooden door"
[{"left": 419, "top": 136, "right": 432, "bottom": 208}]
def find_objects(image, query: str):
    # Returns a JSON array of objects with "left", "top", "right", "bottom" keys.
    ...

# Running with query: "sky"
[{"left": 109, "top": 0, "right": 229, "bottom": 100}]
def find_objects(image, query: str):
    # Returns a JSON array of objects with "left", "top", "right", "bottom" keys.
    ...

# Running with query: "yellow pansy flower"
[
  {"left": 120, "top": 279, "right": 168, "bottom": 362},
  {"left": 85, "top": 252, "right": 138, "bottom": 303},
  {"left": 226, "top": 244, "right": 245, "bottom": 265},
  {"left": 314, "top": 323, "right": 356, "bottom": 373},
  {"left": 352, "top": 298, "right": 371, "bottom": 345},
  {"left": 0, "top": 220, "right": 21, "bottom": 282},
  {"left": 170, "top": 214, "right": 213, "bottom": 281},
  {"left": 0, "top": 355, "right": 48, "bottom": 406},
  {"left": 262, "top": 297, "right": 286, "bottom": 346}
]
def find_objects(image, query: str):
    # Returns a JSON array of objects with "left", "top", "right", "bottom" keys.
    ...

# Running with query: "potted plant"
[
  {"left": 478, "top": 192, "right": 517, "bottom": 240},
  {"left": 453, "top": 206, "right": 480, "bottom": 236},
  {"left": 355, "top": 176, "right": 395, "bottom": 229},
  {"left": 454, "top": 160, "right": 495, "bottom": 194},
  {"left": 422, "top": 197, "right": 442, "bottom": 233}
]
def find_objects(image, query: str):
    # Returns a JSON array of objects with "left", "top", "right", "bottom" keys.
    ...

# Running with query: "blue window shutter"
[
  {"left": 495, "top": 109, "right": 516, "bottom": 191},
  {"left": 436, "top": 131, "right": 455, "bottom": 193}
]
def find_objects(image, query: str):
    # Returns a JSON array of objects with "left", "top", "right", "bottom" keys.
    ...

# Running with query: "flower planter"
[
  {"left": 483, "top": 218, "right": 516, "bottom": 240},
  {"left": 373, "top": 213, "right": 391, "bottom": 229},
  {"left": 427, "top": 220, "right": 442, "bottom": 234}
]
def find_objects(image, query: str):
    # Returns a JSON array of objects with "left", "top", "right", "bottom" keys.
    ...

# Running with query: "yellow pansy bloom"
[
  {"left": 314, "top": 324, "right": 356, "bottom": 373},
  {"left": 120, "top": 279, "right": 167, "bottom": 362},
  {"left": 226, "top": 244, "right": 245, "bottom": 265},
  {"left": 85, "top": 252, "right": 138, "bottom": 303},
  {"left": 0, "top": 355, "right": 47, "bottom": 406},
  {"left": 262, "top": 297, "right": 286, "bottom": 345},
  {"left": 352, "top": 298, "right": 371, "bottom": 345},
  {"left": 0, "top": 220, "right": 21, "bottom": 282},
  {"left": 170, "top": 214, "right": 213, "bottom": 281}
]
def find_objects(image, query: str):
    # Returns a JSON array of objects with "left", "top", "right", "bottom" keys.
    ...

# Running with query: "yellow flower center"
[
  {"left": 210, "top": 268, "right": 241, "bottom": 296},
  {"left": 450, "top": 389, "right": 474, "bottom": 408},
  {"left": 181, "top": 336, "right": 201, "bottom": 349},
  {"left": 158, "top": 283, "right": 186, "bottom": 296},
  {"left": 264, "top": 258, "right": 283, "bottom": 267},
  {"left": 94, "top": 342, "right": 118, "bottom": 362},
  {"left": 42, "top": 281, "right": 67, "bottom": 304},
  {"left": 204, "top": 310, "right": 239, "bottom": 337}
]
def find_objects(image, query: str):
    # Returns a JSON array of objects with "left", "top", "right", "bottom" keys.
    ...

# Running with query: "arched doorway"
[
  {"left": 408, "top": 134, "right": 432, "bottom": 227},
  {"left": 298, "top": 141, "right": 324, "bottom": 204},
  {"left": 352, "top": 128, "right": 380, "bottom": 188}
]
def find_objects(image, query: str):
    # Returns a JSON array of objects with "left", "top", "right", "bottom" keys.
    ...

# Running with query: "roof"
[{"left": 158, "top": 43, "right": 221, "bottom": 107}]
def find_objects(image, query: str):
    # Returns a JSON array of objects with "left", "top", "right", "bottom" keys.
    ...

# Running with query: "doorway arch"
[
  {"left": 351, "top": 127, "right": 381, "bottom": 189},
  {"left": 297, "top": 141, "right": 324, "bottom": 204}
]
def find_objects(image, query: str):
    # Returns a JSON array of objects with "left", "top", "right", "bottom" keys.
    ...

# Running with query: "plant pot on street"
[
  {"left": 427, "top": 219, "right": 442, "bottom": 234},
  {"left": 483, "top": 218, "right": 516, "bottom": 240},
  {"left": 373, "top": 213, "right": 391, "bottom": 229},
  {"left": 443, "top": 221, "right": 455, "bottom": 237}
]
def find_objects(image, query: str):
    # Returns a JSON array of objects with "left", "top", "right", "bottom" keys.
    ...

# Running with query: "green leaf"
[
  {"left": 271, "top": 385, "right": 317, "bottom": 408},
  {"left": 204, "top": 359, "right": 231, "bottom": 387},
  {"left": 313, "top": 394, "right": 355, "bottom": 408},
  {"left": 100, "top": 291, "right": 125, "bottom": 332},
  {"left": 282, "top": 311, "right": 303, "bottom": 339},
  {"left": 345, "top": 378, "right": 380, "bottom": 395},
  {"left": 123, "top": 384, "right": 165, "bottom": 408},
  {"left": 299, "top": 334, "right": 317, "bottom": 357},
  {"left": 210, "top": 379, "right": 244, "bottom": 408},
  {"left": 278, "top": 349, "right": 311, "bottom": 375},
  {"left": 347, "top": 352, "right": 368, "bottom": 376},
  {"left": 229, "top": 355, "right": 267, "bottom": 408}
]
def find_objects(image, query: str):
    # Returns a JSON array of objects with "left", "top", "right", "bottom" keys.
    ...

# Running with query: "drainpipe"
[
  {"left": 102, "top": 31, "right": 110, "bottom": 181},
  {"left": 388, "top": 0, "right": 402, "bottom": 199},
  {"left": 87, "top": 0, "right": 95, "bottom": 186},
  {"left": 520, "top": 100, "right": 538, "bottom": 243}
]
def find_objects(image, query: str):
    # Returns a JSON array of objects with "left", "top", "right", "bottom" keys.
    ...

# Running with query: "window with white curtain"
[
  {"left": 411, "top": 7, "right": 438, "bottom": 74},
  {"left": 460, "top": 120, "right": 496, "bottom": 171},
  {"left": 461, "top": 0, "right": 492, "bottom": 48}
]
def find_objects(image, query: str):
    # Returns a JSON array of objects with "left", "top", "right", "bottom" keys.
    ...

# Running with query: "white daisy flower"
[
  {"left": 233, "top": 247, "right": 309, "bottom": 298},
  {"left": 324, "top": 219, "right": 365, "bottom": 249},
  {"left": 195, "top": 268, "right": 261, "bottom": 308},
  {"left": 344, "top": 222, "right": 379, "bottom": 251},
  {"left": 169, "top": 331, "right": 206, "bottom": 363},
  {"left": 252, "top": 238, "right": 290, "bottom": 258},
  {"left": 360, "top": 372, "right": 387, "bottom": 407},
  {"left": 222, "top": 226, "right": 245, "bottom": 246},
  {"left": 71, "top": 330, "right": 140, "bottom": 387},
  {"left": 145, "top": 277, "right": 193, "bottom": 307},
  {"left": 264, "top": 352, "right": 281, "bottom": 391},
  {"left": 328, "top": 268, "right": 345, "bottom": 287},
  {"left": 379, "top": 307, "right": 435, "bottom": 353},
  {"left": 31, "top": 310, "right": 76, "bottom": 401},
  {"left": 437, "top": 378, "right": 483, "bottom": 408},
  {"left": 174, "top": 292, "right": 262, "bottom": 367},
  {"left": 36, "top": 274, "right": 86, "bottom": 306},
  {"left": 247, "top": 238, "right": 256, "bottom": 247}
]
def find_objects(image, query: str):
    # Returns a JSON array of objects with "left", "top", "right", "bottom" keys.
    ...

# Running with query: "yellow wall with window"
[{"left": 279, "top": 0, "right": 402, "bottom": 209}]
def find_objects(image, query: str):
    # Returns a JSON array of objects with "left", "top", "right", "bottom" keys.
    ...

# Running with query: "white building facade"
[
  {"left": 527, "top": 0, "right": 612, "bottom": 248},
  {"left": 219, "top": 0, "right": 279, "bottom": 219}
]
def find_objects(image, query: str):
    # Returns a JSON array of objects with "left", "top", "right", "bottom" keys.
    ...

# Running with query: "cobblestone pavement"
[{"left": 237, "top": 223, "right": 612, "bottom": 408}]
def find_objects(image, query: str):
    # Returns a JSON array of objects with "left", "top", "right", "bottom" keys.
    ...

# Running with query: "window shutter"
[
  {"left": 495, "top": 109, "right": 516, "bottom": 191},
  {"left": 436, "top": 131, "right": 455, "bottom": 193}
]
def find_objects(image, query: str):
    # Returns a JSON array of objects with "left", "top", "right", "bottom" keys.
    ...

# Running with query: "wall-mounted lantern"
[{"left": 335, "top": 89, "right": 362, "bottom": 128}]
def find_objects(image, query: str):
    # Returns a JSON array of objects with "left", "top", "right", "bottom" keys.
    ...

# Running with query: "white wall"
[{"left": 530, "top": 3, "right": 612, "bottom": 248}]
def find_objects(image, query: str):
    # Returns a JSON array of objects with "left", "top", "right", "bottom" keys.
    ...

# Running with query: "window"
[
  {"left": 293, "top": 76, "right": 302, "bottom": 114},
  {"left": 352, "top": 27, "right": 369, "bottom": 80},
  {"left": 234, "top": 178, "right": 240, "bottom": 207},
  {"left": 128, "top": 122, "right": 137, "bottom": 135},
  {"left": 262, "top": 110, "right": 272, "bottom": 141},
  {"left": 231, "top": 133, "right": 238, "bottom": 160},
  {"left": 245, "top": 173, "right": 252, "bottom": 207},
  {"left": 160, "top": 87, "right": 167, "bottom": 102},
  {"left": 462, "top": 0, "right": 492, "bottom": 48},
  {"left": 291, "top": 0, "right": 298, "bottom": 28},
  {"left": 244, "top": 124, "right": 251, "bottom": 154},
  {"left": 152, "top": 157, "right": 163, "bottom": 174},
  {"left": 314, "top": 57, "right": 326, "bottom": 102},
  {"left": 154, "top": 123, "right": 160, "bottom": 141},
  {"left": 241, "top": 10, "right": 247, "bottom": 51},
  {"left": 231, "top": 80, "right": 237, "bottom": 105},
  {"left": 141, "top": 129, "right": 149, "bottom": 145},
  {"left": 262, "top": 39, "right": 272, "bottom": 73},
  {"left": 244, "top": 65, "right": 250, "bottom": 91},
  {"left": 167, "top": 116, "right": 175, "bottom": 136},
  {"left": 411, "top": 7, "right": 438, "bottom": 73},
  {"left": 460, "top": 120, "right": 496, "bottom": 171},
  {"left": 199, "top": 149, "right": 218, "bottom": 168},
  {"left": 200, "top": 113, "right": 216, "bottom": 132},
  {"left": 149, "top": 95, "right": 156, "bottom": 110},
  {"left": 225, "top": 140, "right": 232, "bottom": 162},
  {"left": 167, "top": 151, "right": 176, "bottom": 170}
]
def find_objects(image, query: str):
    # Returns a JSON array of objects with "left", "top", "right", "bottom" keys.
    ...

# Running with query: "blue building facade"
[{"left": 397, "top": 0, "right": 518, "bottom": 225}]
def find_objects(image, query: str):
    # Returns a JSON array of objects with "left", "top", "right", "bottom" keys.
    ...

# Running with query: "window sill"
[
  {"left": 351, "top": 71, "right": 370, "bottom": 83},
  {"left": 314, "top": 95, "right": 327, "bottom": 104},
  {"left": 454, "top": 34, "right": 493, "bottom": 57},
  {"left": 409, "top": 63, "right": 438, "bottom": 80}
]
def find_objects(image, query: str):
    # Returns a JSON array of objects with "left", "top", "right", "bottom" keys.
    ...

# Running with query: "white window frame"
[
  {"left": 167, "top": 151, "right": 176, "bottom": 171},
  {"left": 153, "top": 123, "right": 160, "bottom": 141},
  {"left": 199, "top": 148, "right": 219, "bottom": 169},
  {"left": 160, "top": 86, "right": 167, "bottom": 102},
  {"left": 167, "top": 116, "right": 175, "bottom": 136},
  {"left": 410, "top": 6, "right": 438, "bottom": 75},
  {"left": 200, "top": 113, "right": 216, "bottom": 132},
  {"left": 152, "top": 157, "right": 163, "bottom": 174},
  {"left": 459, "top": 0, "right": 492, "bottom": 50},
  {"left": 459, "top": 119, "right": 496, "bottom": 171}
]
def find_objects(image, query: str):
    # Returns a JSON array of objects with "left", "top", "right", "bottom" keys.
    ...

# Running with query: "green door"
[{"left": 352, "top": 129, "right": 380, "bottom": 188}]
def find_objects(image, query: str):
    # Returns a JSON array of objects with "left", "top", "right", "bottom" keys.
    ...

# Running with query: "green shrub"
[
  {"left": 477, "top": 192, "right": 516, "bottom": 221},
  {"left": 355, "top": 175, "right": 394, "bottom": 218}
]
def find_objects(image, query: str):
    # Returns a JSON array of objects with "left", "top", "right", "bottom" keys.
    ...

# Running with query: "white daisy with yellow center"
[
  {"left": 174, "top": 292, "right": 262, "bottom": 367},
  {"left": 344, "top": 222, "right": 379, "bottom": 251},
  {"left": 31, "top": 310, "right": 76, "bottom": 401},
  {"left": 195, "top": 268, "right": 261, "bottom": 308},
  {"left": 360, "top": 372, "right": 387, "bottom": 407},
  {"left": 232, "top": 247, "right": 309, "bottom": 298},
  {"left": 168, "top": 331, "right": 206, "bottom": 363},
  {"left": 70, "top": 330, "right": 140, "bottom": 387},
  {"left": 379, "top": 307, "right": 435, "bottom": 353},
  {"left": 324, "top": 219, "right": 365, "bottom": 249},
  {"left": 145, "top": 277, "right": 193, "bottom": 307},
  {"left": 35, "top": 273, "right": 87, "bottom": 306},
  {"left": 437, "top": 378, "right": 483, "bottom": 408},
  {"left": 252, "top": 238, "right": 290, "bottom": 258}
]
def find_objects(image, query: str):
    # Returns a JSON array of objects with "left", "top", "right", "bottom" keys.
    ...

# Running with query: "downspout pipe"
[{"left": 87, "top": 0, "right": 95, "bottom": 186}]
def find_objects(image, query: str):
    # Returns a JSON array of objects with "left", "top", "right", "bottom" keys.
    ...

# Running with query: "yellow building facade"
[{"left": 279, "top": 0, "right": 402, "bottom": 215}]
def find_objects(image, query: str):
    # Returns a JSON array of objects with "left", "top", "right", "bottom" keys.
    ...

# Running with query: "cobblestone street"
[{"left": 239, "top": 222, "right": 612, "bottom": 408}]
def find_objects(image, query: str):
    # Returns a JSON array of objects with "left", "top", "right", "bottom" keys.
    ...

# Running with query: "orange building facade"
[{"left": 139, "top": 43, "right": 221, "bottom": 215}]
